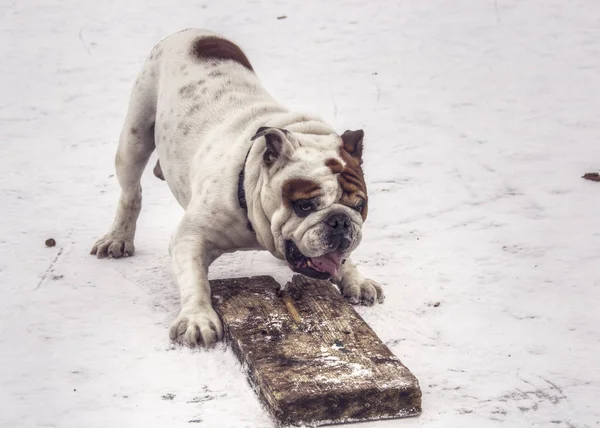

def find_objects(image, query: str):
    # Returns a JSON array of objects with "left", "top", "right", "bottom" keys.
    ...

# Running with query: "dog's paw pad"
[
  {"left": 91, "top": 235, "right": 134, "bottom": 259},
  {"left": 169, "top": 308, "right": 223, "bottom": 348},
  {"left": 341, "top": 278, "right": 384, "bottom": 306},
  {"left": 360, "top": 279, "right": 385, "bottom": 306}
]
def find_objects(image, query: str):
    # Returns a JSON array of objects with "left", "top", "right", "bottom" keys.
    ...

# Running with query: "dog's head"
[{"left": 248, "top": 127, "right": 368, "bottom": 280}]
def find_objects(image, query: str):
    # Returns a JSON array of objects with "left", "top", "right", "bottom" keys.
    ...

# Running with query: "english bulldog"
[{"left": 91, "top": 29, "right": 384, "bottom": 347}]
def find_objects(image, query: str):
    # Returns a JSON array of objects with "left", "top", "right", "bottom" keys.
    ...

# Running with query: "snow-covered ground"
[{"left": 1, "top": 0, "right": 599, "bottom": 426}]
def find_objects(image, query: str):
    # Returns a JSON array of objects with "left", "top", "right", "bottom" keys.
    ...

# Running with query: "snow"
[{"left": 1, "top": 0, "right": 599, "bottom": 427}]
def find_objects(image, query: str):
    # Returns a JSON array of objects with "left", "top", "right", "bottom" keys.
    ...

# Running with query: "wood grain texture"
[{"left": 211, "top": 275, "right": 422, "bottom": 426}]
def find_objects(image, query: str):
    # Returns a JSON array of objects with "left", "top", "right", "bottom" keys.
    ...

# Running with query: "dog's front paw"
[
  {"left": 340, "top": 278, "right": 385, "bottom": 306},
  {"left": 90, "top": 235, "right": 135, "bottom": 259},
  {"left": 169, "top": 306, "right": 223, "bottom": 347}
]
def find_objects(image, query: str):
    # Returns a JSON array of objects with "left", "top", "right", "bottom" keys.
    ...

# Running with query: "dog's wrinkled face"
[{"left": 251, "top": 127, "right": 368, "bottom": 280}]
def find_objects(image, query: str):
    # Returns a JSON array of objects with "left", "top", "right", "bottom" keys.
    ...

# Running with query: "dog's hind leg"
[{"left": 91, "top": 69, "right": 158, "bottom": 258}]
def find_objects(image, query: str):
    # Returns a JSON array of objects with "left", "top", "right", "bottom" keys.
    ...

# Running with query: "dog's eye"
[
  {"left": 293, "top": 199, "right": 315, "bottom": 217},
  {"left": 353, "top": 198, "right": 366, "bottom": 212}
]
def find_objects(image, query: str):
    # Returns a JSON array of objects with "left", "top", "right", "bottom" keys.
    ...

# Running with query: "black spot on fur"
[
  {"left": 213, "top": 88, "right": 226, "bottom": 101},
  {"left": 208, "top": 70, "right": 224, "bottom": 78},
  {"left": 240, "top": 82, "right": 255, "bottom": 91},
  {"left": 186, "top": 104, "right": 201, "bottom": 117},
  {"left": 179, "top": 83, "right": 196, "bottom": 99},
  {"left": 178, "top": 122, "right": 192, "bottom": 136}
]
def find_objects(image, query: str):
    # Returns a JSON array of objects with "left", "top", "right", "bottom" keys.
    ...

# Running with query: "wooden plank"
[{"left": 211, "top": 274, "right": 422, "bottom": 427}]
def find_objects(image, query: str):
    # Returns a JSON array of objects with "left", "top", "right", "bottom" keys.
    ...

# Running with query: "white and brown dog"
[{"left": 91, "top": 29, "right": 384, "bottom": 347}]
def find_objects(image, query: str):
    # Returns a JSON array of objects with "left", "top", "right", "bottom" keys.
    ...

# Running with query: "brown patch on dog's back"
[
  {"left": 190, "top": 36, "right": 253, "bottom": 71},
  {"left": 282, "top": 179, "right": 321, "bottom": 208}
]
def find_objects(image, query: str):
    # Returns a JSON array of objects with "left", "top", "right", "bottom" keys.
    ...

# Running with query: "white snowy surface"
[{"left": 1, "top": 0, "right": 599, "bottom": 427}]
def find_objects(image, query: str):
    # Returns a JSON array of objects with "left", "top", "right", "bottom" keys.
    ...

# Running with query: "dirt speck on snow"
[{"left": 582, "top": 172, "right": 600, "bottom": 182}]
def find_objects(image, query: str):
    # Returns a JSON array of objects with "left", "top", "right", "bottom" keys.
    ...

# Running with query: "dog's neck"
[{"left": 239, "top": 136, "right": 282, "bottom": 258}]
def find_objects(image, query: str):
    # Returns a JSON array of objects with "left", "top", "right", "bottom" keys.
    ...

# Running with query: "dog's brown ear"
[
  {"left": 251, "top": 127, "right": 292, "bottom": 165},
  {"left": 341, "top": 129, "right": 364, "bottom": 164}
]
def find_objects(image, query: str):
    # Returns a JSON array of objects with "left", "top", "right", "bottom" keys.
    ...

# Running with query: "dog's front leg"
[
  {"left": 168, "top": 218, "right": 223, "bottom": 347},
  {"left": 332, "top": 258, "right": 385, "bottom": 306}
]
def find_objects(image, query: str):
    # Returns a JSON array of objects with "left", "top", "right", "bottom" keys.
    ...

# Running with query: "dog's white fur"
[{"left": 92, "top": 29, "right": 383, "bottom": 347}]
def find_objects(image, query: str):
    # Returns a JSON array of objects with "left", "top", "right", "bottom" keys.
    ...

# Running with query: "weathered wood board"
[{"left": 211, "top": 274, "right": 421, "bottom": 427}]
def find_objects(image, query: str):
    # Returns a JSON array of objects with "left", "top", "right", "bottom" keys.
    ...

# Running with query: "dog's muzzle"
[
  {"left": 284, "top": 212, "right": 352, "bottom": 280},
  {"left": 324, "top": 212, "right": 352, "bottom": 252}
]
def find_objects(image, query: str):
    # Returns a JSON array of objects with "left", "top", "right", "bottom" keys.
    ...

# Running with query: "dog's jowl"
[{"left": 91, "top": 29, "right": 384, "bottom": 347}]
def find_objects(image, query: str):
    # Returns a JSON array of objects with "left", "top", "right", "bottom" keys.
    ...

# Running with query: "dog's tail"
[{"left": 153, "top": 160, "right": 165, "bottom": 180}]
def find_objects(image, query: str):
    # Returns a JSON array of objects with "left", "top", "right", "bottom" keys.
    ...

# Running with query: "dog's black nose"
[{"left": 325, "top": 213, "right": 351, "bottom": 234}]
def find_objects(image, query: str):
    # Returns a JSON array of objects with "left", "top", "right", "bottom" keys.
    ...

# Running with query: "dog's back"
[{"left": 132, "top": 29, "right": 286, "bottom": 207}]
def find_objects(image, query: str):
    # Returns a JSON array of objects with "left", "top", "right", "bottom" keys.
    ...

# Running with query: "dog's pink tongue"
[{"left": 311, "top": 251, "right": 344, "bottom": 277}]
